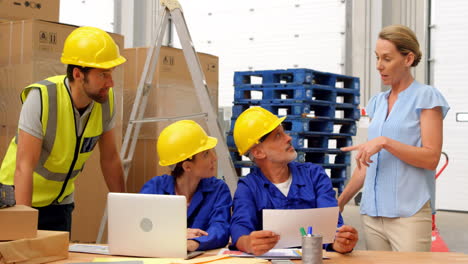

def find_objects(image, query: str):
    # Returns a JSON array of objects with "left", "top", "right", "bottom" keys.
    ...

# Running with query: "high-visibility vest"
[{"left": 0, "top": 75, "right": 114, "bottom": 207}]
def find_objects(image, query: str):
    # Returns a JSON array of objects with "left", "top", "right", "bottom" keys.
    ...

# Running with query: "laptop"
[{"left": 108, "top": 192, "right": 202, "bottom": 258}]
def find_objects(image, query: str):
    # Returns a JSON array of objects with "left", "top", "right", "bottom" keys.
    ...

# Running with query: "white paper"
[
  {"left": 69, "top": 244, "right": 110, "bottom": 255},
  {"left": 217, "top": 248, "right": 301, "bottom": 259},
  {"left": 263, "top": 207, "right": 339, "bottom": 248},
  {"left": 217, "top": 248, "right": 330, "bottom": 260}
]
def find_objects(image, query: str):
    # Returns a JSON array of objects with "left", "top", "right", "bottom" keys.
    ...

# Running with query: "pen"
[
  {"left": 300, "top": 227, "right": 307, "bottom": 236},
  {"left": 307, "top": 226, "right": 313, "bottom": 237}
]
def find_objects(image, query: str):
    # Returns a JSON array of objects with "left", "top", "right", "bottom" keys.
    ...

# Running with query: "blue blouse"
[
  {"left": 362, "top": 80, "right": 450, "bottom": 217},
  {"left": 230, "top": 162, "right": 343, "bottom": 246},
  {"left": 140, "top": 175, "right": 232, "bottom": 251}
]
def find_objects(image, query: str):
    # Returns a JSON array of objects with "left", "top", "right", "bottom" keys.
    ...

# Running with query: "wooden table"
[{"left": 51, "top": 250, "right": 468, "bottom": 264}]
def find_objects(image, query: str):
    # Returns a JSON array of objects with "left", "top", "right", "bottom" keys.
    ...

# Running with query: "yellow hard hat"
[
  {"left": 157, "top": 120, "right": 218, "bottom": 166},
  {"left": 61, "top": 26, "right": 126, "bottom": 69},
  {"left": 233, "top": 107, "right": 286, "bottom": 155}
]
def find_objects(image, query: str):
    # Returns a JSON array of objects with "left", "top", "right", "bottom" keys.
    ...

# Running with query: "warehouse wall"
[{"left": 349, "top": 0, "right": 428, "bottom": 106}]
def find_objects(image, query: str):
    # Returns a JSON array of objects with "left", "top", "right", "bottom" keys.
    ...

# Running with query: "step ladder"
[{"left": 96, "top": 0, "right": 238, "bottom": 243}]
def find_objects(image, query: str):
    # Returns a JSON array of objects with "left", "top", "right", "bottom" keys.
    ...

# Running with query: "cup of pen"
[{"left": 301, "top": 227, "right": 322, "bottom": 264}]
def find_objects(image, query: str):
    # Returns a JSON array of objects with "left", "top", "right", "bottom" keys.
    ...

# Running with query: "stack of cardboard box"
[{"left": 0, "top": 204, "right": 68, "bottom": 262}]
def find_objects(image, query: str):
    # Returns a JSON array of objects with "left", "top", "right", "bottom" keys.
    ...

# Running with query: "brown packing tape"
[{"left": 0, "top": 230, "right": 68, "bottom": 264}]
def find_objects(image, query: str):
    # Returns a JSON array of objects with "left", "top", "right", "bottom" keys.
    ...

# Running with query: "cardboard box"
[
  {"left": 0, "top": 0, "right": 60, "bottom": 22},
  {"left": 122, "top": 46, "right": 219, "bottom": 193},
  {"left": 0, "top": 230, "right": 68, "bottom": 263},
  {"left": 0, "top": 205, "right": 38, "bottom": 241},
  {"left": 0, "top": 19, "right": 125, "bottom": 243},
  {"left": 0, "top": 19, "right": 99, "bottom": 66}
]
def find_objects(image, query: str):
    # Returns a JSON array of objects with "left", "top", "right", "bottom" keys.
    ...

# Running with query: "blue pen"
[{"left": 307, "top": 226, "right": 313, "bottom": 236}]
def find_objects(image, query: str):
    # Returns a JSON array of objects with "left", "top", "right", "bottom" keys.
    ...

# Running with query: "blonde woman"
[{"left": 339, "top": 25, "right": 449, "bottom": 252}]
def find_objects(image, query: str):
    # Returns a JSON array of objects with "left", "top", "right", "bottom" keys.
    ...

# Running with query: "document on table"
[
  {"left": 218, "top": 248, "right": 302, "bottom": 259},
  {"left": 94, "top": 255, "right": 267, "bottom": 264},
  {"left": 263, "top": 207, "right": 339, "bottom": 248},
  {"left": 69, "top": 244, "right": 110, "bottom": 254},
  {"left": 94, "top": 258, "right": 183, "bottom": 264},
  {"left": 218, "top": 248, "right": 329, "bottom": 260}
]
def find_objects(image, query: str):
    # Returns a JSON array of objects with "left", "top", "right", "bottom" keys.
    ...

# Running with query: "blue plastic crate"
[
  {"left": 283, "top": 116, "right": 357, "bottom": 135},
  {"left": 231, "top": 99, "right": 359, "bottom": 121},
  {"left": 260, "top": 102, "right": 335, "bottom": 118},
  {"left": 321, "top": 163, "right": 348, "bottom": 169},
  {"left": 233, "top": 160, "right": 255, "bottom": 169},
  {"left": 227, "top": 123, "right": 354, "bottom": 150},
  {"left": 298, "top": 129, "right": 354, "bottom": 138},
  {"left": 295, "top": 134, "right": 353, "bottom": 150},
  {"left": 259, "top": 101, "right": 358, "bottom": 121},
  {"left": 296, "top": 151, "right": 351, "bottom": 165},
  {"left": 230, "top": 102, "right": 306, "bottom": 119},
  {"left": 234, "top": 68, "right": 337, "bottom": 86},
  {"left": 336, "top": 88, "right": 360, "bottom": 105},
  {"left": 231, "top": 160, "right": 255, "bottom": 177},
  {"left": 330, "top": 119, "right": 357, "bottom": 135},
  {"left": 234, "top": 84, "right": 337, "bottom": 103},
  {"left": 327, "top": 167, "right": 348, "bottom": 179},
  {"left": 333, "top": 135, "right": 353, "bottom": 149},
  {"left": 291, "top": 134, "right": 329, "bottom": 150},
  {"left": 234, "top": 68, "right": 360, "bottom": 90},
  {"left": 229, "top": 150, "right": 243, "bottom": 162},
  {"left": 282, "top": 117, "right": 333, "bottom": 133},
  {"left": 331, "top": 74, "right": 360, "bottom": 91},
  {"left": 334, "top": 104, "right": 361, "bottom": 120},
  {"left": 231, "top": 102, "right": 264, "bottom": 118},
  {"left": 330, "top": 178, "right": 346, "bottom": 194},
  {"left": 226, "top": 134, "right": 236, "bottom": 148}
]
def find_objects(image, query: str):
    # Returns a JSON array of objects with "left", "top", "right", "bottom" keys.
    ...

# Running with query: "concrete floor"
[{"left": 341, "top": 204, "right": 468, "bottom": 254}]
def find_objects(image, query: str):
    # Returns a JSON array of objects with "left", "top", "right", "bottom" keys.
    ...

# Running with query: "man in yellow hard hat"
[
  {"left": 0, "top": 26, "right": 126, "bottom": 232},
  {"left": 230, "top": 106, "right": 359, "bottom": 255}
]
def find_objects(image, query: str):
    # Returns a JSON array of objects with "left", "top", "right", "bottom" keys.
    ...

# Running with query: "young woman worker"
[{"left": 140, "top": 120, "right": 232, "bottom": 251}]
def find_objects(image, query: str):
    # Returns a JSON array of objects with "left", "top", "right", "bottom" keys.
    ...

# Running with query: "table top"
[{"left": 52, "top": 250, "right": 468, "bottom": 264}]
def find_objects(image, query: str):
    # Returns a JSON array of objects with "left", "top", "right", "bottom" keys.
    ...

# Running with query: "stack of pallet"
[{"left": 226, "top": 68, "right": 360, "bottom": 194}]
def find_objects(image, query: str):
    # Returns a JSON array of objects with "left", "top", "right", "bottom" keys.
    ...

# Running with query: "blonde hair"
[{"left": 379, "top": 25, "right": 422, "bottom": 67}]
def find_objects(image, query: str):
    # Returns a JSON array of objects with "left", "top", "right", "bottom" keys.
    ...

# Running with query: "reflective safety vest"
[{"left": 0, "top": 75, "right": 114, "bottom": 207}]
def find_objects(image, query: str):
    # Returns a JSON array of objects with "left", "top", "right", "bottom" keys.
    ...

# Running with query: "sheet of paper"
[
  {"left": 93, "top": 256, "right": 265, "bottom": 264},
  {"left": 217, "top": 248, "right": 329, "bottom": 260},
  {"left": 201, "top": 257, "right": 268, "bottom": 264},
  {"left": 69, "top": 244, "right": 110, "bottom": 255},
  {"left": 94, "top": 258, "right": 182, "bottom": 264},
  {"left": 73, "top": 262, "right": 143, "bottom": 264},
  {"left": 171, "top": 255, "right": 229, "bottom": 264},
  {"left": 218, "top": 248, "right": 301, "bottom": 259},
  {"left": 171, "top": 255, "right": 268, "bottom": 264},
  {"left": 263, "top": 207, "right": 339, "bottom": 248}
]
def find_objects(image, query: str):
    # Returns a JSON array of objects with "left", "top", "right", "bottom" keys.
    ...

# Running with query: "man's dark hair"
[{"left": 66, "top": 65, "right": 93, "bottom": 82}]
